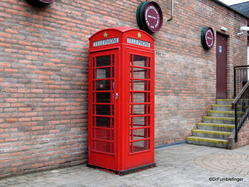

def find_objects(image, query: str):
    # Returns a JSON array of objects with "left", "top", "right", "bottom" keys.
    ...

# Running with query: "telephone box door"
[
  {"left": 88, "top": 49, "right": 119, "bottom": 169},
  {"left": 125, "top": 49, "right": 155, "bottom": 169}
]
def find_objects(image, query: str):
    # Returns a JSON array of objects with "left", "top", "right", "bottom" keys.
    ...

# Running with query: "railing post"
[
  {"left": 234, "top": 66, "right": 236, "bottom": 98},
  {"left": 234, "top": 103, "right": 238, "bottom": 142}
]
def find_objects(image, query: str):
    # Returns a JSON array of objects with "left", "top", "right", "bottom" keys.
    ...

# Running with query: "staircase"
[{"left": 187, "top": 99, "right": 235, "bottom": 148}]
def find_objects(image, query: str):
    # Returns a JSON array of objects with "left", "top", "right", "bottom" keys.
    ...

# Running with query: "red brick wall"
[
  {"left": 0, "top": 0, "right": 247, "bottom": 177},
  {"left": 154, "top": 0, "right": 247, "bottom": 145},
  {"left": 231, "top": 120, "right": 249, "bottom": 149}
]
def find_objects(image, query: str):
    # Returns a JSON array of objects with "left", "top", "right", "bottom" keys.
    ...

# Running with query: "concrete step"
[
  {"left": 216, "top": 99, "right": 233, "bottom": 105},
  {"left": 212, "top": 104, "right": 233, "bottom": 111},
  {"left": 202, "top": 116, "right": 235, "bottom": 124},
  {"left": 192, "top": 129, "right": 231, "bottom": 139},
  {"left": 208, "top": 110, "right": 235, "bottom": 117},
  {"left": 186, "top": 136, "right": 228, "bottom": 148},
  {"left": 196, "top": 123, "right": 235, "bottom": 132},
  {"left": 207, "top": 110, "right": 243, "bottom": 117}
]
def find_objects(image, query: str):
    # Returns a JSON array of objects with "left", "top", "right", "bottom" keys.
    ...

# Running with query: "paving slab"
[{"left": 0, "top": 144, "right": 249, "bottom": 187}]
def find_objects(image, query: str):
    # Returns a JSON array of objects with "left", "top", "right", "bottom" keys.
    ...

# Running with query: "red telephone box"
[{"left": 88, "top": 27, "right": 155, "bottom": 175}]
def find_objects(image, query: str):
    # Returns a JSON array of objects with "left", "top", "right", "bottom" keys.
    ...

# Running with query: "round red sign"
[
  {"left": 145, "top": 3, "right": 162, "bottom": 33},
  {"left": 137, "top": 1, "right": 163, "bottom": 34},
  {"left": 201, "top": 27, "right": 215, "bottom": 50},
  {"left": 205, "top": 29, "right": 214, "bottom": 48}
]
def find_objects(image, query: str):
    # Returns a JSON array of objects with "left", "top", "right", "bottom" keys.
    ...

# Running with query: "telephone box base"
[{"left": 87, "top": 163, "right": 156, "bottom": 176}]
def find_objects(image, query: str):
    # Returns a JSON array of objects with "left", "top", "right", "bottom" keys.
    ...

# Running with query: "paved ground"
[{"left": 1, "top": 143, "right": 249, "bottom": 187}]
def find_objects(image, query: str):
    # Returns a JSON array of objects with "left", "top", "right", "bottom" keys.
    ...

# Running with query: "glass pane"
[
  {"left": 130, "top": 128, "right": 150, "bottom": 141},
  {"left": 96, "top": 68, "right": 111, "bottom": 79},
  {"left": 96, "top": 55, "right": 111, "bottom": 66},
  {"left": 130, "top": 93, "right": 150, "bottom": 103},
  {"left": 130, "top": 80, "right": 150, "bottom": 91},
  {"left": 130, "top": 140, "right": 150, "bottom": 153},
  {"left": 96, "top": 93, "right": 111, "bottom": 103},
  {"left": 96, "top": 117, "right": 111, "bottom": 127},
  {"left": 130, "top": 116, "right": 150, "bottom": 127},
  {"left": 93, "top": 140, "right": 114, "bottom": 153},
  {"left": 94, "top": 128, "right": 114, "bottom": 140},
  {"left": 130, "top": 104, "right": 150, "bottom": 115},
  {"left": 131, "top": 68, "right": 150, "bottom": 79},
  {"left": 96, "top": 80, "right": 111, "bottom": 90},
  {"left": 133, "top": 55, "right": 149, "bottom": 67},
  {"left": 96, "top": 105, "right": 111, "bottom": 115},
  {"left": 130, "top": 116, "right": 145, "bottom": 126}
]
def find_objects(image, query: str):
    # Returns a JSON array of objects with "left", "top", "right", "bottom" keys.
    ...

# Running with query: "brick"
[
  {"left": 4, "top": 68, "right": 18, "bottom": 73},
  {"left": 233, "top": 120, "right": 249, "bottom": 148},
  {"left": 5, "top": 98, "right": 18, "bottom": 102},
  {"left": 5, "top": 118, "right": 18, "bottom": 122},
  {"left": 31, "top": 117, "right": 43, "bottom": 121}
]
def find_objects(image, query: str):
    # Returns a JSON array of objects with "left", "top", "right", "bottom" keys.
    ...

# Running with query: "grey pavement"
[{"left": 1, "top": 143, "right": 249, "bottom": 187}]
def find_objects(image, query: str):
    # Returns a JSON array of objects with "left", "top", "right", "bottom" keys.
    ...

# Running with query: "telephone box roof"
[{"left": 89, "top": 27, "right": 154, "bottom": 41}]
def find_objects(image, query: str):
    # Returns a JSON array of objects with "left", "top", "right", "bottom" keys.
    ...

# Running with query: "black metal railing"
[
  {"left": 234, "top": 65, "right": 249, "bottom": 97},
  {"left": 232, "top": 81, "right": 249, "bottom": 142}
]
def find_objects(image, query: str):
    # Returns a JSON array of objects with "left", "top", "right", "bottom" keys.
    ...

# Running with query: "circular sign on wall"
[
  {"left": 26, "top": 0, "right": 55, "bottom": 7},
  {"left": 201, "top": 27, "right": 215, "bottom": 50},
  {"left": 136, "top": 1, "right": 163, "bottom": 34}
]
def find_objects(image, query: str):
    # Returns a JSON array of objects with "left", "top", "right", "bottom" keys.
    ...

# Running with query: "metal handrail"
[
  {"left": 234, "top": 65, "right": 249, "bottom": 98},
  {"left": 232, "top": 81, "right": 249, "bottom": 142},
  {"left": 233, "top": 81, "right": 249, "bottom": 104}
]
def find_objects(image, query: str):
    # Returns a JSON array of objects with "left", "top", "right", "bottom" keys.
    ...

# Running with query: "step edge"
[
  {"left": 202, "top": 116, "right": 235, "bottom": 121},
  {"left": 192, "top": 129, "right": 232, "bottom": 135},
  {"left": 212, "top": 104, "right": 232, "bottom": 107},
  {"left": 197, "top": 123, "right": 235, "bottom": 128},
  {"left": 216, "top": 99, "right": 249, "bottom": 101},
  {"left": 216, "top": 99, "right": 233, "bottom": 101},
  {"left": 187, "top": 136, "right": 228, "bottom": 144},
  {"left": 208, "top": 110, "right": 243, "bottom": 114},
  {"left": 208, "top": 110, "right": 235, "bottom": 114}
]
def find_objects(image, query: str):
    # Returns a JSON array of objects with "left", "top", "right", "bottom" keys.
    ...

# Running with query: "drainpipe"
[{"left": 167, "top": 0, "right": 174, "bottom": 22}]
